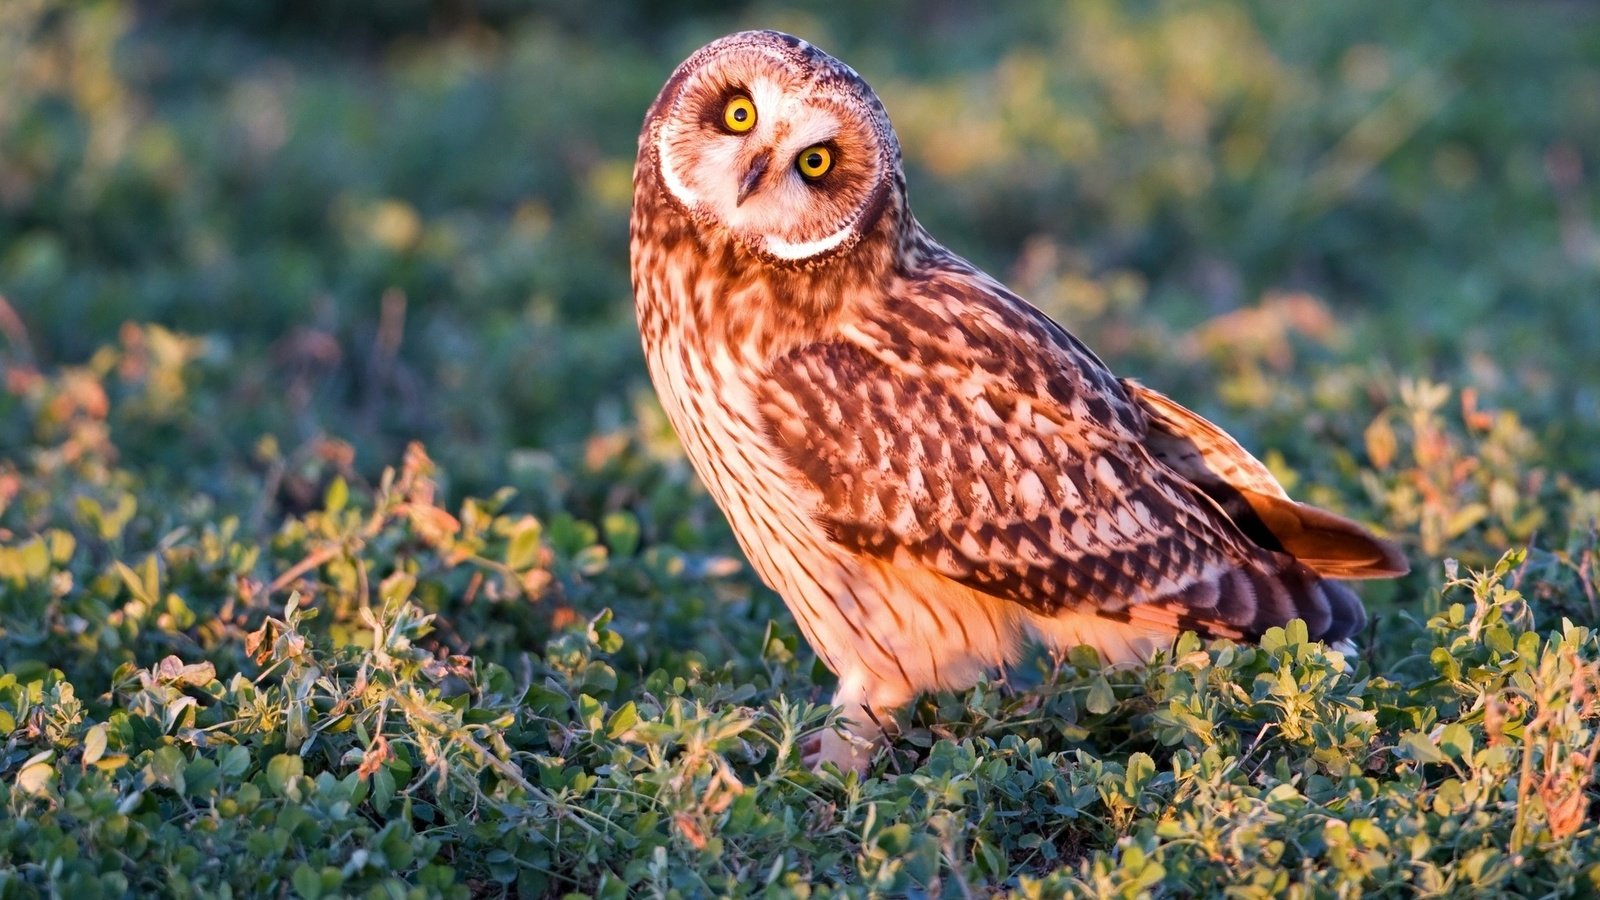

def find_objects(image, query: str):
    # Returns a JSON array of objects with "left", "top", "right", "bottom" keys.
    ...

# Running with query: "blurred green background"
[
  {"left": 3, "top": 8, "right": 1600, "bottom": 892},
  {"left": 2, "top": 0, "right": 1598, "bottom": 513}
]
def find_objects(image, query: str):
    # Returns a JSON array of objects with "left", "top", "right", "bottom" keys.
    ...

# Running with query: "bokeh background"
[
  {"left": 5, "top": 0, "right": 1598, "bottom": 493},
  {"left": 4, "top": 4, "right": 1600, "bottom": 893}
]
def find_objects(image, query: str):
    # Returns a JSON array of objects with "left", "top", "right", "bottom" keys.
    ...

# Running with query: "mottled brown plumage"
[{"left": 630, "top": 30, "right": 1407, "bottom": 771}]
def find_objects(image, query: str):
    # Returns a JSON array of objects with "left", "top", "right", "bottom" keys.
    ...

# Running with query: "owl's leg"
[
  {"left": 807, "top": 724, "right": 876, "bottom": 774},
  {"left": 803, "top": 673, "right": 914, "bottom": 775}
]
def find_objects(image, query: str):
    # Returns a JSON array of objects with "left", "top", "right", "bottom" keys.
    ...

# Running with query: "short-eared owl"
[{"left": 630, "top": 30, "right": 1407, "bottom": 772}]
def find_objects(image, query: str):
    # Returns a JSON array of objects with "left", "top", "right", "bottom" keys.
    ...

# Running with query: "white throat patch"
[{"left": 763, "top": 222, "right": 855, "bottom": 260}]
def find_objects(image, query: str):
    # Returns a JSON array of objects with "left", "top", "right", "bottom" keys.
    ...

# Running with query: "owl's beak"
[{"left": 736, "top": 151, "right": 771, "bottom": 206}]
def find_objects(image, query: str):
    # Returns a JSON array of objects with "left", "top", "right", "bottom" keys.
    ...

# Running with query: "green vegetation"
[{"left": 2, "top": 1, "right": 1598, "bottom": 896}]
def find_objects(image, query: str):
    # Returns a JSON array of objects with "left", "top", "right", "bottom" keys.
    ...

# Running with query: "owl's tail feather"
[
  {"left": 1127, "top": 380, "right": 1409, "bottom": 580},
  {"left": 1125, "top": 556, "right": 1370, "bottom": 645},
  {"left": 1235, "top": 490, "right": 1410, "bottom": 579}
]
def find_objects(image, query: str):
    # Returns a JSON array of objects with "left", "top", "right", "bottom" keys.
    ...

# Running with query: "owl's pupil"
[
  {"left": 733, "top": 108, "right": 748, "bottom": 122},
  {"left": 806, "top": 152, "right": 822, "bottom": 168}
]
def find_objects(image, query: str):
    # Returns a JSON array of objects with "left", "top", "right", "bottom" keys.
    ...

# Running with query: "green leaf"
[
  {"left": 580, "top": 662, "right": 617, "bottom": 696},
  {"left": 17, "top": 760, "right": 54, "bottom": 796},
  {"left": 371, "top": 767, "right": 396, "bottom": 815},
  {"left": 47, "top": 529, "right": 75, "bottom": 564},
  {"left": 325, "top": 477, "right": 349, "bottom": 514},
  {"left": 1438, "top": 723, "right": 1474, "bottom": 761},
  {"left": 874, "top": 823, "right": 911, "bottom": 855},
  {"left": 602, "top": 511, "right": 640, "bottom": 557},
  {"left": 1399, "top": 730, "right": 1445, "bottom": 765},
  {"left": 266, "top": 753, "right": 304, "bottom": 797},
  {"left": 506, "top": 518, "right": 543, "bottom": 571},
  {"left": 1086, "top": 675, "right": 1116, "bottom": 715},
  {"left": 82, "top": 723, "right": 108, "bottom": 766},
  {"left": 292, "top": 862, "right": 322, "bottom": 900},
  {"left": 151, "top": 746, "right": 188, "bottom": 795},
  {"left": 185, "top": 757, "right": 220, "bottom": 797},
  {"left": 219, "top": 744, "right": 251, "bottom": 778},
  {"left": 1125, "top": 752, "right": 1156, "bottom": 794},
  {"left": 578, "top": 694, "right": 604, "bottom": 730},
  {"left": 1284, "top": 617, "right": 1309, "bottom": 647},
  {"left": 19, "top": 537, "right": 49, "bottom": 580},
  {"left": 974, "top": 836, "right": 1006, "bottom": 878},
  {"left": 1445, "top": 503, "right": 1488, "bottom": 538},
  {"left": 115, "top": 560, "right": 154, "bottom": 605},
  {"left": 606, "top": 701, "right": 639, "bottom": 739}
]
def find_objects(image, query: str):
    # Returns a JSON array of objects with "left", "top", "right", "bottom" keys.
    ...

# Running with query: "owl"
[{"left": 630, "top": 30, "right": 1408, "bottom": 772}]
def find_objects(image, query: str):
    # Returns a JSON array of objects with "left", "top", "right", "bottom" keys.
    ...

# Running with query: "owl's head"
[{"left": 640, "top": 31, "right": 902, "bottom": 266}]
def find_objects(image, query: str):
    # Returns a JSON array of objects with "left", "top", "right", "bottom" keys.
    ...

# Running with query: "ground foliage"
[{"left": 2, "top": 1, "right": 1599, "bottom": 897}]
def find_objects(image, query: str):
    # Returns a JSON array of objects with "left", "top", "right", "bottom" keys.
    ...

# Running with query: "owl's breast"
[
  {"left": 638, "top": 273, "right": 833, "bottom": 566},
  {"left": 643, "top": 317, "right": 781, "bottom": 512}
]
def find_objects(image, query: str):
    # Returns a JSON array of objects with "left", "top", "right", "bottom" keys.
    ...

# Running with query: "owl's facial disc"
[{"left": 651, "top": 32, "right": 897, "bottom": 265}]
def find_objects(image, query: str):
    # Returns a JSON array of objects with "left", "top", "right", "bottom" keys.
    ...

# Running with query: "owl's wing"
[{"left": 756, "top": 270, "right": 1377, "bottom": 642}]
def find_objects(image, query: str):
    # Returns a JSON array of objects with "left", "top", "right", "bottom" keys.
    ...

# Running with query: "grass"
[{"left": 1, "top": 0, "right": 1599, "bottom": 896}]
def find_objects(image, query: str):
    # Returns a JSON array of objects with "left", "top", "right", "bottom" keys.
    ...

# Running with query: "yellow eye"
[
  {"left": 723, "top": 95, "right": 756, "bottom": 133},
  {"left": 796, "top": 145, "right": 833, "bottom": 179}
]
